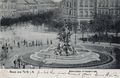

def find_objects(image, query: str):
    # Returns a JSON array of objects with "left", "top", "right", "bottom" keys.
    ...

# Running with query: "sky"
[{"left": 52, "top": 0, "right": 62, "bottom": 2}]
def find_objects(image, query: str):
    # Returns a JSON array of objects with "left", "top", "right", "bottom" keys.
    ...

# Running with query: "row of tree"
[
  {"left": 1, "top": 11, "right": 120, "bottom": 38},
  {"left": 0, "top": 11, "right": 54, "bottom": 27},
  {"left": 80, "top": 14, "right": 120, "bottom": 38}
]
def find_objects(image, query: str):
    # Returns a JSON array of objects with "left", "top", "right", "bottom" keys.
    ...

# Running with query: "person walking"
[
  {"left": 13, "top": 60, "right": 17, "bottom": 68},
  {"left": 1, "top": 64, "right": 5, "bottom": 69},
  {"left": 22, "top": 63, "right": 26, "bottom": 69},
  {"left": 17, "top": 58, "right": 21, "bottom": 68},
  {"left": 10, "top": 46, "right": 13, "bottom": 51},
  {"left": 17, "top": 42, "right": 20, "bottom": 48},
  {"left": 23, "top": 40, "right": 26, "bottom": 46},
  {"left": 50, "top": 40, "right": 52, "bottom": 45},
  {"left": 40, "top": 41, "right": 43, "bottom": 46},
  {"left": 36, "top": 40, "right": 38, "bottom": 46},
  {"left": 13, "top": 40, "right": 16, "bottom": 44},
  {"left": 47, "top": 39, "right": 49, "bottom": 45}
]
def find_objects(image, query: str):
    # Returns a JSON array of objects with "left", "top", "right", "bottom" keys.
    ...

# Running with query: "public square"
[{"left": 0, "top": 24, "right": 120, "bottom": 69}]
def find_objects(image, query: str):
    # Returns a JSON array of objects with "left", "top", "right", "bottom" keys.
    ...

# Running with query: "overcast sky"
[{"left": 52, "top": 0, "right": 62, "bottom": 2}]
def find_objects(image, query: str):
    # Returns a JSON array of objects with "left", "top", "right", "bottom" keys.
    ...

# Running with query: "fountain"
[
  {"left": 21, "top": 23, "right": 116, "bottom": 68},
  {"left": 54, "top": 24, "right": 77, "bottom": 56}
]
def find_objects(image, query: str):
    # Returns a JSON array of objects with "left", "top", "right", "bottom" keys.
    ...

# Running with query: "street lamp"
[
  {"left": 74, "top": 22, "right": 77, "bottom": 45},
  {"left": 87, "top": 21, "right": 90, "bottom": 42}
]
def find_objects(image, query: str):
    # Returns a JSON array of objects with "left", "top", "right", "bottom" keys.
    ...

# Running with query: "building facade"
[
  {"left": 0, "top": 0, "right": 57, "bottom": 19},
  {"left": 77, "top": 0, "right": 95, "bottom": 27},
  {"left": 60, "top": 0, "right": 77, "bottom": 23},
  {"left": 0, "top": 0, "right": 17, "bottom": 18},
  {"left": 60, "top": 0, "right": 120, "bottom": 28},
  {"left": 16, "top": 0, "right": 38, "bottom": 16},
  {"left": 96, "top": 0, "right": 120, "bottom": 15},
  {"left": 37, "top": 0, "right": 57, "bottom": 13}
]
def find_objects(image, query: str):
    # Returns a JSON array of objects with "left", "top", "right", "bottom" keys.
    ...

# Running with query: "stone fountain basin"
[
  {"left": 30, "top": 49, "right": 100, "bottom": 64},
  {"left": 20, "top": 45, "right": 114, "bottom": 68}
]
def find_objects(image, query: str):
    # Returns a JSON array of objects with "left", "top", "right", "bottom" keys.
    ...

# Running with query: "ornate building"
[
  {"left": 77, "top": 0, "right": 95, "bottom": 27},
  {"left": 0, "top": 0, "right": 17, "bottom": 18},
  {"left": 0, "top": 0, "right": 57, "bottom": 19},
  {"left": 16, "top": 0, "right": 38, "bottom": 16},
  {"left": 60, "top": 0, "right": 120, "bottom": 29},
  {"left": 60, "top": 0, "right": 77, "bottom": 23},
  {"left": 37, "top": 0, "right": 57, "bottom": 13},
  {"left": 96, "top": 0, "right": 119, "bottom": 15}
]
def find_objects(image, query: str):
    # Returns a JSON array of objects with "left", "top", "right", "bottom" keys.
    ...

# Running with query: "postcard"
[{"left": 0, "top": 0, "right": 120, "bottom": 78}]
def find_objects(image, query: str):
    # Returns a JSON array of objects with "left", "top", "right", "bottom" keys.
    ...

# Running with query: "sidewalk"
[{"left": 76, "top": 41, "right": 120, "bottom": 48}]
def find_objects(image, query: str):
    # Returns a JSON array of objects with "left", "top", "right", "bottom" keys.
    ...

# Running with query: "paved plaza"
[{"left": 0, "top": 25, "right": 119, "bottom": 69}]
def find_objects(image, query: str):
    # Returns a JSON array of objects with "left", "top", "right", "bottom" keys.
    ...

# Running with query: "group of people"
[
  {"left": 13, "top": 57, "right": 26, "bottom": 69},
  {"left": 0, "top": 43, "right": 13, "bottom": 60},
  {"left": 13, "top": 39, "right": 53, "bottom": 48},
  {"left": 0, "top": 38, "right": 53, "bottom": 69}
]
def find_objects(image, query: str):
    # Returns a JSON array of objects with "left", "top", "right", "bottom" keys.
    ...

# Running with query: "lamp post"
[
  {"left": 74, "top": 22, "right": 77, "bottom": 45},
  {"left": 87, "top": 21, "right": 90, "bottom": 42}
]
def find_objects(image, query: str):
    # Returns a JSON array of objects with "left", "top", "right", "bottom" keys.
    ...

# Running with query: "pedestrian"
[
  {"left": 50, "top": 40, "right": 52, "bottom": 45},
  {"left": 6, "top": 47, "right": 8, "bottom": 53},
  {"left": 23, "top": 40, "right": 26, "bottom": 46},
  {"left": 36, "top": 40, "right": 38, "bottom": 46},
  {"left": 2, "top": 45, "right": 5, "bottom": 50},
  {"left": 40, "top": 41, "right": 43, "bottom": 46},
  {"left": 13, "top": 40, "right": 15, "bottom": 44},
  {"left": 17, "top": 58, "right": 21, "bottom": 68},
  {"left": 17, "top": 42, "right": 20, "bottom": 48},
  {"left": 10, "top": 46, "right": 13, "bottom": 51},
  {"left": 22, "top": 63, "right": 25, "bottom": 69},
  {"left": 39, "top": 63, "right": 42, "bottom": 69},
  {"left": 32, "top": 41, "right": 34, "bottom": 46},
  {"left": 47, "top": 39, "right": 49, "bottom": 45},
  {"left": 1, "top": 64, "right": 5, "bottom": 69},
  {"left": 5, "top": 43, "right": 8, "bottom": 47},
  {"left": 13, "top": 60, "right": 16, "bottom": 68}
]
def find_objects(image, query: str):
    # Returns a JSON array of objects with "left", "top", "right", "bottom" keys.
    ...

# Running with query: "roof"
[
  {"left": 17, "top": 0, "right": 37, "bottom": 4},
  {"left": 24, "top": 0, "right": 36, "bottom": 4},
  {"left": 16, "top": 0, "right": 26, "bottom": 4}
]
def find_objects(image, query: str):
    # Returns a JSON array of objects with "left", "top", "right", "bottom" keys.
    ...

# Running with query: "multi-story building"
[
  {"left": 0, "top": 0, "right": 17, "bottom": 18},
  {"left": 60, "top": 0, "right": 120, "bottom": 29},
  {"left": 16, "top": 0, "right": 38, "bottom": 16},
  {"left": 77, "top": 0, "right": 95, "bottom": 27},
  {"left": 0, "top": 0, "right": 57, "bottom": 19},
  {"left": 96, "top": 0, "right": 119, "bottom": 16},
  {"left": 60, "top": 0, "right": 77, "bottom": 23},
  {"left": 37, "top": 0, "right": 58, "bottom": 13}
]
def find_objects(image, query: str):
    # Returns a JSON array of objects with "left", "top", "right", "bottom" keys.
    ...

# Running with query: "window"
[
  {"left": 85, "top": 10, "right": 88, "bottom": 17},
  {"left": 98, "top": 0, "right": 102, "bottom": 7},
  {"left": 66, "top": 2, "right": 69, "bottom": 7},
  {"left": 90, "top": 0, "right": 94, "bottom": 7},
  {"left": 105, "top": 0, "right": 108, "bottom": 7},
  {"left": 70, "top": 2, "right": 72, "bottom": 8},
  {"left": 74, "top": 1, "right": 76, "bottom": 7},
  {"left": 103, "top": 0, "right": 106, "bottom": 7},
  {"left": 2, "top": 0, "right": 8, "bottom": 3},
  {"left": 80, "top": 0, "right": 83, "bottom": 7},
  {"left": 11, "top": 0, "right": 16, "bottom": 3},
  {"left": 90, "top": 10, "right": 93, "bottom": 17},
  {"left": 85, "top": 0, "right": 88, "bottom": 7},
  {"left": 69, "top": 10, "right": 72, "bottom": 15},
  {"left": 80, "top": 10, "right": 83, "bottom": 17}
]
